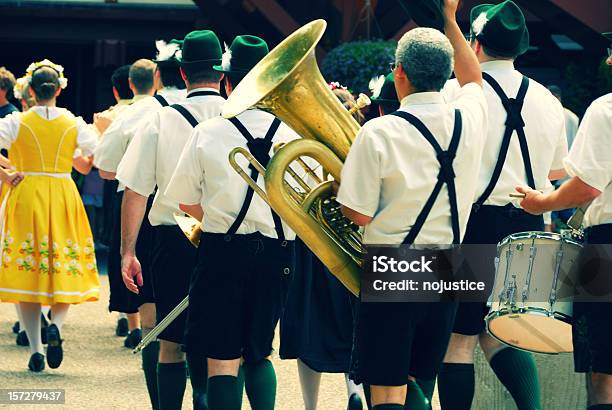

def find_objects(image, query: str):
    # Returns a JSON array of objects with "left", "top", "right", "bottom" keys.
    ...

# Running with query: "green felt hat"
[
  {"left": 153, "top": 39, "right": 183, "bottom": 67},
  {"left": 213, "top": 35, "right": 269, "bottom": 74},
  {"left": 370, "top": 73, "right": 399, "bottom": 104},
  {"left": 177, "top": 30, "right": 222, "bottom": 68},
  {"left": 405, "top": 0, "right": 444, "bottom": 32},
  {"left": 470, "top": 0, "right": 529, "bottom": 57},
  {"left": 604, "top": 32, "right": 612, "bottom": 43}
]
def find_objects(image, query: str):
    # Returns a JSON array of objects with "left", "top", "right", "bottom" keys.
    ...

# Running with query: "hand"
[
  {"left": 121, "top": 253, "right": 143, "bottom": 294},
  {"left": 516, "top": 186, "right": 547, "bottom": 215},
  {"left": 443, "top": 0, "right": 461, "bottom": 21},
  {"left": 7, "top": 172, "right": 24, "bottom": 187}
]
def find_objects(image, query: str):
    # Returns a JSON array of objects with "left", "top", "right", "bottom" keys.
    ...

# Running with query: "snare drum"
[{"left": 485, "top": 231, "right": 582, "bottom": 354}]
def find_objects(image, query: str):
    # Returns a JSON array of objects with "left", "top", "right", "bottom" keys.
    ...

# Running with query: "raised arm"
[{"left": 443, "top": 0, "right": 482, "bottom": 87}]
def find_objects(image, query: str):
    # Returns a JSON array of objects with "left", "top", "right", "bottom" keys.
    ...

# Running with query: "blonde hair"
[{"left": 0, "top": 67, "right": 16, "bottom": 97}]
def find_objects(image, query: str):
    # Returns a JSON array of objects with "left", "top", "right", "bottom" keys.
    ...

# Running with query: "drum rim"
[{"left": 497, "top": 230, "right": 583, "bottom": 248}]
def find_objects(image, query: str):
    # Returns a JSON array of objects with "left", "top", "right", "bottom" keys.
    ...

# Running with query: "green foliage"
[
  {"left": 321, "top": 40, "right": 397, "bottom": 94},
  {"left": 563, "top": 57, "right": 611, "bottom": 117}
]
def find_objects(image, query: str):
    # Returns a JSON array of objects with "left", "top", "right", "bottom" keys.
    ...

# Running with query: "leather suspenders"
[
  {"left": 225, "top": 117, "right": 285, "bottom": 241},
  {"left": 169, "top": 90, "right": 220, "bottom": 128},
  {"left": 154, "top": 94, "right": 169, "bottom": 107},
  {"left": 475, "top": 72, "right": 533, "bottom": 207},
  {"left": 390, "top": 109, "right": 463, "bottom": 245}
]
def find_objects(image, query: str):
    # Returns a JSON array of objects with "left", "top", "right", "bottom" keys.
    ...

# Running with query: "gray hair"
[{"left": 395, "top": 28, "right": 454, "bottom": 92}]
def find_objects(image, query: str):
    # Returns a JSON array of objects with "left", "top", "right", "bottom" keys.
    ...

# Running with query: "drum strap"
[
  {"left": 475, "top": 73, "right": 532, "bottom": 206},
  {"left": 390, "top": 109, "right": 463, "bottom": 245},
  {"left": 225, "top": 117, "right": 285, "bottom": 240}
]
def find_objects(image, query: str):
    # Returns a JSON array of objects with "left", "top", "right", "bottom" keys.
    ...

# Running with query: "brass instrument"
[{"left": 225, "top": 19, "right": 368, "bottom": 296}]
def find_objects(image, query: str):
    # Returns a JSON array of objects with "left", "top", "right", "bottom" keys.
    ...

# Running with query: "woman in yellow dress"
[{"left": 0, "top": 60, "right": 100, "bottom": 372}]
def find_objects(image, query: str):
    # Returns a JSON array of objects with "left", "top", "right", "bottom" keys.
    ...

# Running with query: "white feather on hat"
[
  {"left": 472, "top": 12, "right": 489, "bottom": 37},
  {"left": 155, "top": 40, "right": 181, "bottom": 62},
  {"left": 221, "top": 42, "right": 232, "bottom": 71},
  {"left": 369, "top": 75, "right": 386, "bottom": 99}
]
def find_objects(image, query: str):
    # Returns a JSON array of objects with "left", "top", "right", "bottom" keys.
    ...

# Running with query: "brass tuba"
[{"left": 224, "top": 19, "right": 366, "bottom": 296}]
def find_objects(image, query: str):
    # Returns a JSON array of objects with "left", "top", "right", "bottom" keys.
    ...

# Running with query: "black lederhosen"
[
  {"left": 184, "top": 233, "right": 293, "bottom": 363},
  {"left": 572, "top": 223, "right": 612, "bottom": 374},
  {"left": 151, "top": 224, "right": 197, "bottom": 344},
  {"left": 107, "top": 190, "right": 155, "bottom": 313}
]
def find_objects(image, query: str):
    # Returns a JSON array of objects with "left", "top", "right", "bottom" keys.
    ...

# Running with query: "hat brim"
[
  {"left": 178, "top": 58, "right": 222, "bottom": 68},
  {"left": 212, "top": 65, "right": 250, "bottom": 74},
  {"left": 406, "top": 1, "right": 445, "bottom": 31},
  {"left": 604, "top": 32, "right": 612, "bottom": 42}
]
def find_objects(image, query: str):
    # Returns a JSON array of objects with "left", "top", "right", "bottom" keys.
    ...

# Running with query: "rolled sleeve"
[
  {"left": 0, "top": 112, "right": 20, "bottom": 150},
  {"left": 165, "top": 130, "right": 204, "bottom": 206},
  {"left": 75, "top": 117, "right": 98, "bottom": 157},
  {"left": 550, "top": 102, "right": 568, "bottom": 171},
  {"left": 116, "top": 115, "right": 159, "bottom": 197},
  {"left": 93, "top": 118, "right": 126, "bottom": 172},
  {"left": 337, "top": 127, "right": 381, "bottom": 217},
  {"left": 563, "top": 100, "right": 612, "bottom": 192}
]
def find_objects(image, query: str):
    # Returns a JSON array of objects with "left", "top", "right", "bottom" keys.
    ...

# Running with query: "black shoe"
[
  {"left": 16, "top": 330, "right": 29, "bottom": 346},
  {"left": 116, "top": 317, "right": 129, "bottom": 337},
  {"left": 12, "top": 321, "right": 20, "bottom": 334},
  {"left": 124, "top": 328, "right": 142, "bottom": 348},
  {"left": 347, "top": 393, "right": 363, "bottom": 410},
  {"left": 28, "top": 353, "right": 45, "bottom": 372},
  {"left": 41, "top": 326, "right": 48, "bottom": 345},
  {"left": 46, "top": 324, "right": 63, "bottom": 369}
]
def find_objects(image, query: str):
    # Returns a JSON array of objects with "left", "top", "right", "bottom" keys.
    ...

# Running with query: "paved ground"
[{"left": 0, "top": 274, "right": 362, "bottom": 410}]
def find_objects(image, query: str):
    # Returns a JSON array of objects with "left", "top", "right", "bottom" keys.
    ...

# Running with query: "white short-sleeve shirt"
[
  {"left": 442, "top": 60, "right": 568, "bottom": 207},
  {"left": 165, "top": 109, "right": 301, "bottom": 240},
  {"left": 116, "top": 88, "right": 225, "bottom": 226},
  {"left": 563, "top": 93, "right": 612, "bottom": 227},
  {"left": 0, "top": 106, "right": 98, "bottom": 157},
  {"left": 337, "top": 83, "right": 488, "bottom": 245},
  {"left": 93, "top": 88, "right": 186, "bottom": 185}
]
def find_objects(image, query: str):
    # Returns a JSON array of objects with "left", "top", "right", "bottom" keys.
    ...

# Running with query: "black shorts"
[
  {"left": 573, "top": 224, "right": 612, "bottom": 374},
  {"left": 453, "top": 204, "right": 544, "bottom": 335},
  {"left": 354, "top": 301, "right": 457, "bottom": 386},
  {"left": 107, "top": 191, "right": 155, "bottom": 313},
  {"left": 151, "top": 225, "right": 197, "bottom": 344},
  {"left": 184, "top": 232, "right": 294, "bottom": 364}
]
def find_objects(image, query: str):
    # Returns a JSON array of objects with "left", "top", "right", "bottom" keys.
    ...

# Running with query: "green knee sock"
[
  {"left": 208, "top": 375, "right": 241, "bottom": 410},
  {"left": 236, "top": 365, "right": 245, "bottom": 408},
  {"left": 142, "top": 341, "right": 160, "bottom": 410},
  {"left": 489, "top": 348, "right": 541, "bottom": 410},
  {"left": 186, "top": 353, "right": 207, "bottom": 409},
  {"left": 405, "top": 379, "right": 429, "bottom": 410},
  {"left": 243, "top": 359, "right": 277, "bottom": 410},
  {"left": 416, "top": 378, "right": 436, "bottom": 404},
  {"left": 157, "top": 362, "right": 187, "bottom": 410}
]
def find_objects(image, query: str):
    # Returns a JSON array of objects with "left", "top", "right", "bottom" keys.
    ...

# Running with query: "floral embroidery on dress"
[{"left": 2, "top": 230, "right": 14, "bottom": 268}]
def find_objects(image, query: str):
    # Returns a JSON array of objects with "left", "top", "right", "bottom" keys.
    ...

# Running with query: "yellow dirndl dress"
[{"left": 0, "top": 110, "right": 100, "bottom": 304}]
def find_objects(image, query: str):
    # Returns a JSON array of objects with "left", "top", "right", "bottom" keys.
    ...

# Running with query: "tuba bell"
[{"left": 224, "top": 19, "right": 367, "bottom": 296}]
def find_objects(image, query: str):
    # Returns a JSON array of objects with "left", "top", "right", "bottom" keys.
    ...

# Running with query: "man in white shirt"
[
  {"left": 518, "top": 38, "right": 612, "bottom": 410},
  {"left": 165, "top": 36, "right": 298, "bottom": 410},
  {"left": 118, "top": 30, "right": 224, "bottom": 410},
  {"left": 93, "top": 55, "right": 185, "bottom": 409},
  {"left": 336, "top": 1, "right": 487, "bottom": 408},
  {"left": 437, "top": 2, "right": 568, "bottom": 409}
]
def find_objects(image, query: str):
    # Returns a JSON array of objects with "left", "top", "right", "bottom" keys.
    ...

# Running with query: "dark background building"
[{"left": 0, "top": 0, "right": 610, "bottom": 120}]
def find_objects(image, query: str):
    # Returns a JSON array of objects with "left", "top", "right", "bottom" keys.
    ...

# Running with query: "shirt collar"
[
  {"left": 480, "top": 60, "right": 515, "bottom": 72},
  {"left": 187, "top": 87, "right": 220, "bottom": 97},
  {"left": 117, "top": 99, "right": 132, "bottom": 106},
  {"left": 400, "top": 91, "right": 445, "bottom": 107},
  {"left": 132, "top": 94, "right": 148, "bottom": 102}
]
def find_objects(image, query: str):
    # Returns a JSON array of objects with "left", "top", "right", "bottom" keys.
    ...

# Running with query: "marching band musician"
[
  {"left": 517, "top": 33, "right": 612, "bottom": 410},
  {"left": 438, "top": 2, "right": 568, "bottom": 409},
  {"left": 118, "top": 30, "right": 225, "bottom": 410},
  {"left": 94, "top": 53, "right": 185, "bottom": 409},
  {"left": 165, "top": 36, "right": 298, "bottom": 410},
  {"left": 337, "top": 0, "right": 487, "bottom": 408}
]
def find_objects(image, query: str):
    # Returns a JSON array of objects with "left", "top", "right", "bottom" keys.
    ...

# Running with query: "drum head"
[{"left": 487, "top": 312, "right": 573, "bottom": 354}]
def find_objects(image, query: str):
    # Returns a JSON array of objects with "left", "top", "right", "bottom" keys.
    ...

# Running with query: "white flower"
[
  {"left": 7, "top": 236, "right": 14, "bottom": 244},
  {"left": 53, "top": 243, "right": 59, "bottom": 250},
  {"left": 26, "top": 233, "right": 33, "bottom": 240},
  {"left": 53, "top": 261, "right": 61, "bottom": 269},
  {"left": 472, "top": 12, "right": 489, "bottom": 37},
  {"left": 16, "top": 258, "right": 23, "bottom": 265},
  {"left": 63, "top": 247, "right": 69, "bottom": 255},
  {"left": 369, "top": 75, "right": 386, "bottom": 99},
  {"left": 70, "top": 259, "right": 78, "bottom": 266},
  {"left": 221, "top": 42, "right": 232, "bottom": 72},
  {"left": 87, "top": 263, "right": 95, "bottom": 270},
  {"left": 155, "top": 40, "right": 181, "bottom": 62},
  {"left": 66, "top": 239, "right": 73, "bottom": 245},
  {"left": 73, "top": 244, "right": 80, "bottom": 252},
  {"left": 4, "top": 255, "right": 11, "bottom": 263},
  {"left": 42, "top": 257, "right": 49, "bottom": 265},
  {"left": 84, "top": 247, "right": 91, "bottom": 255},
  {"left": 21, "top": 242, "right": 28, "bottom": 249},
  {"left": 25, "top": 255, "right": 33, "bottom": 263}
]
